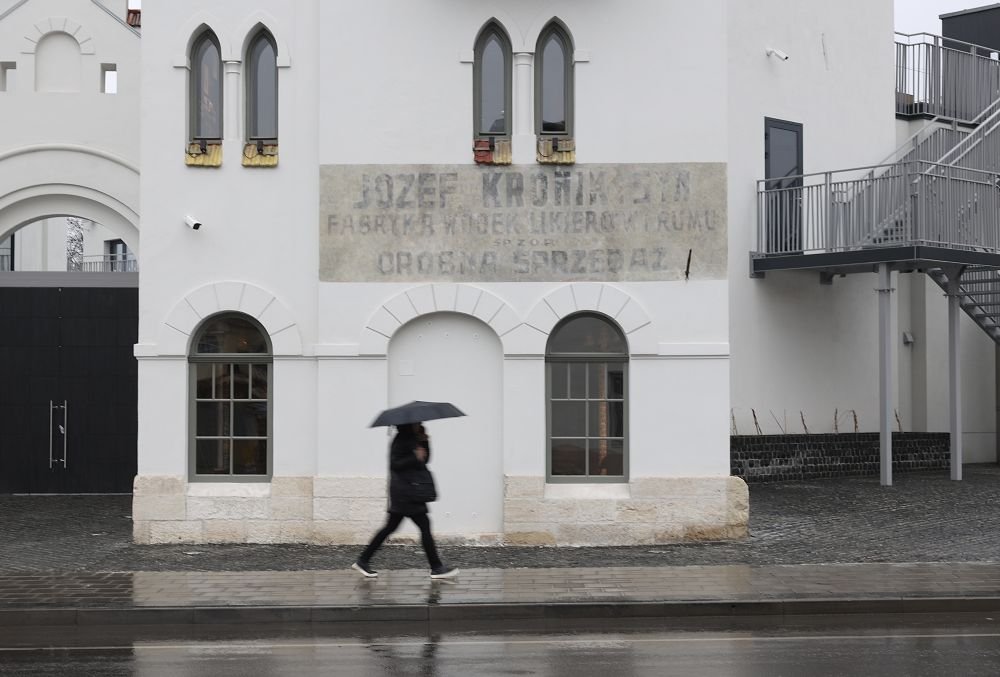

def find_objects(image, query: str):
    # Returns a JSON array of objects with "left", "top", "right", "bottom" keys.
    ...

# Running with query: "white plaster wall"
[
  {"left": 319, "top": 1, "right": 728, "bottom": 165},
  {"left": 727, "top": 0, "right": 910, "bottom": 436},
  {"left": 319, "top": 279, "right": 731, "bottom": 478},
  {"left": 0, "top": 0, "right": 140, "bottom": 246},
  {"left": 137, "top": 0, "right": 319, "bottom": 348},
  {"left": 136, "top": 358, "right": 187, "bottom": 476}
]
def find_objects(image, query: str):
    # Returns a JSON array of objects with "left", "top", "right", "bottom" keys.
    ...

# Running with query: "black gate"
[{"left": 0, "top": 284, "right": 138, "bottom": 493}]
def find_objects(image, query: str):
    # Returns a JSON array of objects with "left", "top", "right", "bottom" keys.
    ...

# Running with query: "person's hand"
[{"left": 415, "top": 445, "right": 428, "bottom": 462}]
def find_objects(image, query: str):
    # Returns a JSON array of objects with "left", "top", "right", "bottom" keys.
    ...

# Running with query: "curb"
[{"left": 3, "top": 597, "right": 1000, "bottom": 627}]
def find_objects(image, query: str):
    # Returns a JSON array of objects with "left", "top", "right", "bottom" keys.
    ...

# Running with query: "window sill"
[
  {"left": 187, "top": 482, "right": 271, "bottom": 497},
  {"left": 473, "top": 137, "right": 512, "bottom": 165},
  {"left": 243, "top": 142, "right": 279, "bottom": 167},
  {"left": 185, "top": 142, "right": 222, "bottom": 167},
  {"left": 543, "top": 483, "right": 630, "bottom": 500},
  {"left": 537, "top": 136, "right": 575, "bottom": 164}
]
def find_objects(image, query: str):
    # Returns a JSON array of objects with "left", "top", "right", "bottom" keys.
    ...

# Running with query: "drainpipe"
[{"left": 878, "top": 263, "right": 894, "bottom": 486}]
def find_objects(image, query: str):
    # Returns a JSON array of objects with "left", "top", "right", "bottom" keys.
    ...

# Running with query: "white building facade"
[{"left": 2, "top": 0, "right": 995, "bottom": 545}]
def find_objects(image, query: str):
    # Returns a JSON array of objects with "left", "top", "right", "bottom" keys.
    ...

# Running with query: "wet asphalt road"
[{"left": 2, "top": 614, "right": 999, "bottom": 676}]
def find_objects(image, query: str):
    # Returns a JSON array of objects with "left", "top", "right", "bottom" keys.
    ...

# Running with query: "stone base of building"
[{"left": 132, "top": 475, "right": 748, "bottom": 546}]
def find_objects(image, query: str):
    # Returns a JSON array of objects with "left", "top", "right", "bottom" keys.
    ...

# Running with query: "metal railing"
[
  {"left": 69, "top": 255, "right": 138, "bottom": 273},
  {"left": 0, "top": 253, "right": 10, "bottom": 271},
  {"left": 755, "top": 161, "right": 1000, "bottom": 256},
  {"left": 896, "top": 32, "right": 1000, "bottom": 122}
]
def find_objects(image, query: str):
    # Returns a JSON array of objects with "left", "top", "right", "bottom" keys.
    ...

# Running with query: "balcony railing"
[
  {"left": 896, "top": 32, "right": 1000, "bottom": 122},
  {"left": 754, "top": 161, "right": 1000, "bottom": 257},
  {"left": 69, "top": 255, "right": 138, "bottom": 273},
  {"left": 0, "top": 253, "right": 10, "bottom": 271}
]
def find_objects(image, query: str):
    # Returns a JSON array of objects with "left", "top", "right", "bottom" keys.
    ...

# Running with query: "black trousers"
[{"left": 359, "top": 512, "right": 442, "bottom": 569}]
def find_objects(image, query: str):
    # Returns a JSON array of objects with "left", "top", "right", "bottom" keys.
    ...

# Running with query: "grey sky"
[{"left": 894, "top": 0, "right": 998, "bottom": 34}]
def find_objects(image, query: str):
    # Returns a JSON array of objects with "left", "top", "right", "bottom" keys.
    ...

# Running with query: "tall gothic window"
[
  {"left": 474, "top": 21, "right": 512, "bottom": 137},
  {"left": 546, "top": 314, "right": 628, "bottom": 482},
  {"left": 535, "top": 21, "right": 573, "bottom": 136},
  {"left": 190, "top": 30, "right": 223, "bottom": 141},
  {"left": 246, "top": 29, "right": 278, "bottom": 142},
  {"left": 190, "top": 314, "right": 272, "bottom": 480}
]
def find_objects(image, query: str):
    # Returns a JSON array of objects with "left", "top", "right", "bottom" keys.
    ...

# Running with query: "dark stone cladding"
[{"left": 731, "top": 433, "right": 950, "bottom": 483}]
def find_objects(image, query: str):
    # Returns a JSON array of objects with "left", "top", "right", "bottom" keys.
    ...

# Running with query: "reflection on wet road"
[{"left": 1, "top": 614, "right": 999, "bottom": 676}]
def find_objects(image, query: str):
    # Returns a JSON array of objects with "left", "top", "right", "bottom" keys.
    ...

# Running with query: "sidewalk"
[
  {"left": 2, "top": 563, "right": 1000, "bottom": 627},
  {"left": 1, "top": 466, "right": 999, "bottom": 627}
]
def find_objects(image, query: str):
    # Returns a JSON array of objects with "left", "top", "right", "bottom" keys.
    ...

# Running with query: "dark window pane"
[
  {"left": 480, "top": 34, "right": 506, "bottom": 134},
  {"left": 214, "top": 363, "right": 231, "bottom": 400},
  {"left": 196, "top": 401, "right": 230, "bottom": 437},
  {"left": 589, "top": 439, "right": 624, "bottom": 477},
  {"left": 232, "top": 364, "right": 251, "bottom": 399},
  {"left": 568, "top": 363, "right": 586, "bottom": 399},
  {"left": 589, "top": 401, "right": 624, "bottom": 438},
  {"left": 551, "top": 400, "right": 585, "bottom": 437},
  {"left": 196, "top": 439, "right": 230, "bottom": 474},
  {"left": 233, "top": 439, "right": 267, "bottom": 475},
  {"left": 196, "top": 363, "right": 213, "bottom": 399},
  {"left": 233, "top": 402, "right": 267, "bottom": 437},
  {"left": 551, "top": 439, "right": 586, "bottom": 476},
  {"left": 588, "top": 363, "right": 606, "bottom": 398},
  {"left": 252, "top": 364, "right": 268, "bottom": 399},
  {"left": 193, "top": 36, "right": 221, "bottom": 139},
  {"left": 195, "top": 316, "right": 269, "bottom": 354},
  {"left": 607, "top": 364, "right": 625, "bottom": 399},
  {"left": 548, "top": 315, "right": 627, "bottom": 354},
  {"left": 248, "top": 35, "right": 277, "bottom": 139},
  {"left": 550, "top": 362, "right": 568, "bottom": 399},
  {"left": 540, "top": 33, "right": 566, "bottom": 133}
]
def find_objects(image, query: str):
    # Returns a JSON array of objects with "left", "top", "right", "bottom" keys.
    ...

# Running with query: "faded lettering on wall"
[{"left": 319, "top": 164, "right": 727, "bottom": 282}]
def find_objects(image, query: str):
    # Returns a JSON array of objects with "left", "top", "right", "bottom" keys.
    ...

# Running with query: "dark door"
[
  {"left": 765, "top": 118, "right": 804, "bottom": 254},
  {"left": 0, "top": 286, "right": 137, "bottom": 493}
]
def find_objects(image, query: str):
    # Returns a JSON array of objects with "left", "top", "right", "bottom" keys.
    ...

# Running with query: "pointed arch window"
[
  {"left": 535, "top": 22, "right": 574, "bottom": 136},
  {"left": 246, "top": 29, "right": 278, "bottom": 143},
  {"left": 190, "top": 30, "right": 223, "bottom": 142},
  {"left": 474, "top": 22, "right": 512, "bottom": 138},
  {"left": 190, "top": 314, "right": 272, "bottom": 481},
  {"left": 546, "top": 313, "right": 628, "bottom": 482}
]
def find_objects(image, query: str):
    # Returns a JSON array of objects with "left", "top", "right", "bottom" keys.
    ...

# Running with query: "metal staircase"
[{"left": 753, "top": 32, "right": 1000, "bottom": 344}]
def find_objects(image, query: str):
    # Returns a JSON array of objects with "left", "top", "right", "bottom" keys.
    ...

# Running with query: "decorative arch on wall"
[
  {"left": 236, "top": 15, "right": 291, "bottom": 67},
  {"left": 524, "top": 283, "right": 654, "bottom": 355},
  {"left": 22, "top": 17, "right": 95, "bottom": 55},
  {"left": 172, "top": 15, "right": 227, "bottom": 67},
  {"left": 156, "top": 281, "right": 303, "bottom": 357},
  {"left": 473, "top": 13, "right": 526, "bottom": 52},
  {"left": 361, "top": 283, "right": 521, "bottom": 356},
  {"left": 0, "top": 145, "right": 140, "bottom": 252}
]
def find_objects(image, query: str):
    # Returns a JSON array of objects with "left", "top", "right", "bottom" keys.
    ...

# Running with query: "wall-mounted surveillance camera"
[
  {"left": 184, "top": 215, "right": 202, "bottom": 230},
  {"left": 766, "top": 48, "right": 790, "bottom": 61}
]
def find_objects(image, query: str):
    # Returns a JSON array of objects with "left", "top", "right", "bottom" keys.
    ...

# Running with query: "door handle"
[{"left": 49, "top": 400, "right": 67, "bottom": 469}]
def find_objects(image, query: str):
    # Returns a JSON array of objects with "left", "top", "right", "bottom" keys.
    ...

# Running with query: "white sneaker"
[
  {"left": 352, "top": 561, "right": 378, "bottom": 578},
  {"left": 430, "top": 566, "right": 459, "bottom": 579}
]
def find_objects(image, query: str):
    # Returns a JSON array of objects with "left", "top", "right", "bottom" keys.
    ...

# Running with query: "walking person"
[{"left": 353, "top": 422, "right": 459, "bottom": 579}]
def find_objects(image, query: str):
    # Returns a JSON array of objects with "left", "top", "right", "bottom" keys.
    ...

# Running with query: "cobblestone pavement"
[{"left": 1, "top": 465, "right": 999, "bottom": 574}]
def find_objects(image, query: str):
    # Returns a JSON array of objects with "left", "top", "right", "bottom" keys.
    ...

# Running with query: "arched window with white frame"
[
  {"left": 535, "top": 20, "right": 574, "bottom": 137},
  {"left": 189, "top": 314, "right": 272, "bottom": 481},
  {"left": 189, "top": 29, "right": 223, "bottom": 142},
  {"left": 546, "top": 313, "right": 628, "bottom": 482},
  {"left": 245, "top": 28, "right": 278, "bottom": 144}
]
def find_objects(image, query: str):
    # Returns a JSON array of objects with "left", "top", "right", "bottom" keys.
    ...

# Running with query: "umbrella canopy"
[{"left": 369, "top": 400, "right": 466, "bottom": 428}]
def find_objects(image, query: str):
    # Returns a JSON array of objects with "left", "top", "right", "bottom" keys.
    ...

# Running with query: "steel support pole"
[
  {"left": 948, "top": 277, "right": 963, "bottom": 480},
  {"left": 878, "top": 264, "right": 894, "bottom": 486}
]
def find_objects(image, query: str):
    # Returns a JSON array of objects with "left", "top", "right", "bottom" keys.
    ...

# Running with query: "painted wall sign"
[{"left": 319, "top": 164, "right": 727, "bottom": 282}]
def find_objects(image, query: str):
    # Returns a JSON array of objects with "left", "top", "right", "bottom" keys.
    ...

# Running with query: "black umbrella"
[{"left": 369, "top": 400, "right": 466, "bottom": 428}]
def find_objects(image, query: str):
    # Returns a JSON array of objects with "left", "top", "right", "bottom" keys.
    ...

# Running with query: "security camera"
[
  {"left": 184, "top": 215, "right": 202, "bottom": 230},
  {"left": 766, "top": 48, "right": 790, "bottom": 61}
]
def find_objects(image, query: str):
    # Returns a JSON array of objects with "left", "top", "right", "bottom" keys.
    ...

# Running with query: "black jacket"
[{"left": 387, "top": 430, "right": 435, "bottom": 515}]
